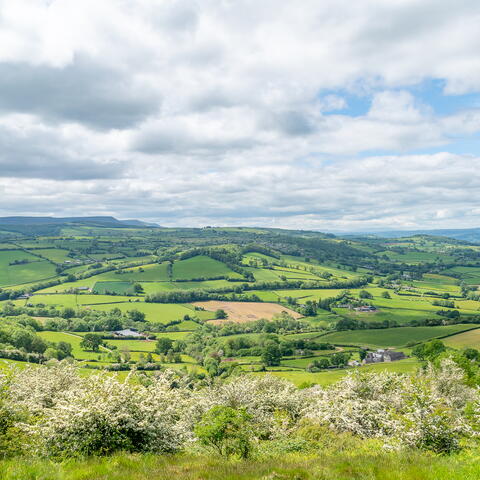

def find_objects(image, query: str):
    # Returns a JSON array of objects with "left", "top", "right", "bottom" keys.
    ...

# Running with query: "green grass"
[
  {"left": 1, "top": 448, "right": 479, "bottom": 480},
  {"left": 172, "top": 255, "right": 241, "bottom": 280},
  {"left": 33, "top": 248, "right": 74, "bottom": 263},
  {"left": 16, "top": 294, "right": 79, "bottom": 308},
  {"left": 77, "top": 294, "right": 140, "bottom": 305},
  {"left": 445, "top": 266, "right": 480, "bottom": 285},
  {"left": 92, "top": 281, "right": 135, "bottom": 295},
  {"left": 261, "top": 358, "right": 421, "bottom": 386},
  {"left": 0, "top": 250, "right": 57, "bottom": 287},
  {"left": 320, "top": 325, "right": 476, "bottom": 348},
  {"left": 90, "top": 302, "right": 198, "bottom": 324},
  {"left": 140, "top": 279, "right": 234, "bottom": 294},
  {"left": 37, "top": 331, "right": 110, "bottom": 361},
  {"left": 444, "top": 328, "right": 480, "bottom": 349}
]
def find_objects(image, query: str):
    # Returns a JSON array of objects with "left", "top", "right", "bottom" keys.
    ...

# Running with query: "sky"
[{"left": 0, "top": 0, "right": 480, "bottom": 231}]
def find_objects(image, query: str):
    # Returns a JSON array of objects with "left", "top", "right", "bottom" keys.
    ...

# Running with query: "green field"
[
  {"left": 92, "top": 281, "right": 135, "bottom": 295},
  {"left": 37, "top": 331, "right": 110, "bottom": 361},
  {"left": 34, "top": 248, "right": 74, "bottom": 263},
  {"left": 445, "top": 266, "right": 480, "bottom": 285},
  {"left": 0, "top": 250, "right": 57, "bottom": 287},
  {"left": 172, "top": 255, "right": 240, "bottom": 280},
  {"left": 258, "top": 358, "right": 421, "bottom": 386},
  {"left": 319, "top": 325, "right": 477, "bottom": 348},
  {"left": 90, "top": 302, "right": 201, "bottom": 324},
  {"left": 444, "top": 328, "right": 480, "bottom": 349},
  {"left": 140, "top": 279, "right": 234, "bottom": 294}
]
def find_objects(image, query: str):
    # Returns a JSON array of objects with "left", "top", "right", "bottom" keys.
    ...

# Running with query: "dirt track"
[{"left": 193, "top": 300, "right": 303, "bottom": 324}]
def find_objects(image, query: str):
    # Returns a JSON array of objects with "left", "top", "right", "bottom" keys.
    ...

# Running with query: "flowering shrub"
[
  {"left": 306, "top": 359, "right": 474, "bottom": 453},
  {"left": 6, "top": 364, "right": 191, "bottom": 457},
  {"left": 196, "top": 375, "right": 307, "bottom": 438},
  {"left": 1, "top": 358, "right": 478, "bottom": 457}
]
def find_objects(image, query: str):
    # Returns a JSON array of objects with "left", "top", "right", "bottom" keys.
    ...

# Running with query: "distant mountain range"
[
  {"left": 0, "top": 216, "right": 161, "bottom": 228},
  {"left": 352, "top": 227, "right": 480, "bottom": 244}
]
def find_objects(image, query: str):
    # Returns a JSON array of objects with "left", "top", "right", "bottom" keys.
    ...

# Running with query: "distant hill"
[
  {"left": 0, "top": 216, "right": 161, "bottom": 234},
  {"left": 364, "top": 228, "right": 480, "bottom": 244},
  {"left": 121, "top": 219, "right": 161, "bottom": 227}
]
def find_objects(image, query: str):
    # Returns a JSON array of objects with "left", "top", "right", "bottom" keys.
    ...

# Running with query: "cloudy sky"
[{"left": 1, "top": 0, "right": 480, "bottom": 231}]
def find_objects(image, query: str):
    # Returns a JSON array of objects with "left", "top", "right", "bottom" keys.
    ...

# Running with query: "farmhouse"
[
  {"left": 363, "top": 349, "right": 406, "bottom": 364},
  {"left": 354, "top": 305, "right": 377, "bottom": 312},
  {"left": 113, "top": 328, "right": 144, "bottom": 338}
]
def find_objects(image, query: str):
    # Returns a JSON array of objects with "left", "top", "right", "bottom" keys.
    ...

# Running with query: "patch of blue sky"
[
  {"left": 410, "top": 79, "right": 480, "bottom": 115},
  {"left": 317, "top": 89, "right": 370, "bottom": 117},
  {"left": 319, "top": 79, "right": 480, "bottom": 118}
]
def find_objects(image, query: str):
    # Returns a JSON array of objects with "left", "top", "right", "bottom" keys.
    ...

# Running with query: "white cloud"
[{"left": 0, "top": 0, "right": 480, "bottom": 229}]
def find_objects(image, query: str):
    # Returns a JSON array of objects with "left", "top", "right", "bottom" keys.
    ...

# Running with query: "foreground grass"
[{"left": 1, "top": 450, "right": 480, "bottom": 480}]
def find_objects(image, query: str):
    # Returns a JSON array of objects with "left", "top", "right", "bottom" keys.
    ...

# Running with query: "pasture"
[
  {"left": 172, "top": 255, "right": 241, "bottom": 280},
  {"left": 444, "top": 328, "right": 480, "bottom": 349},
  {"left": 257, "top": 358, "right": 421, "bottom": 386},
  {"left": 92, "top": 281, "right": 135, "bottom": 295},
  {"left": 34, "top": 248, "right": 73, "bottom": 263},
  {"left": 0, "top": 250, "right": 57, "bottom": 287},
  {"left": 320, "top": 325, "right": 476, "bottom": 348},
  {"left": 89, "top": 301, "right": 205, "bottom": 324}
]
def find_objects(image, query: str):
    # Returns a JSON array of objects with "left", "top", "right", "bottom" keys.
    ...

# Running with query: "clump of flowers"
[
  {"left": 1, "top": 358, "right": 478, "bottom": 457},
  {"left": 306, "top": 359, "right": 474, "bottom": 453},
  {"left": 7, "top": 364, "right": 192, "bottom": 457}
]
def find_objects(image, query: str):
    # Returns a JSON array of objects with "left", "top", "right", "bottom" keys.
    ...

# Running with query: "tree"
[
  {"left": 215, "top": 309, "right": 228, "bottom": 319},
  {"left": 56, "top": 341, "right": 73, "bottom": 359},
  {"left": 194, "top": 406, "right": 253, "bottom": 459},
  {"left": 204, "top": 357, "right": 220, "bottom": 376},
  {"left": 261, "top": 341, "right": 282, "bottom": 366},
  {"left": 128, "top": 310, "right": 146, "bottom": 322},
  {"left": 133, "top": 283, "right": 144, "bottom": 294},
  {"left": 330, "top": 352, "right": 350, "bottom": 367},
  {"left": 412, "top": 340, "right": 446, "bottom": 361},
  {"left": 303, "top": 300, "right": 317, "bottom": 316},
  {"left": 155, "top": 337, "right": 173, "bottom": 355},
  {"left": 463, "top": 348, "right": 479, "bottom": 361},
  {"left": 359, "top": 290, "right": 373, "bottom": 299},
  {"left": 381, "top": 291, "right": 391, "bottom": 299},
  {"left": 61, "top": 307, "right": 75, "bottom": 319},
  {"left": 80, "top": 333, "right": 104, "bottom": 352},
  {"left": 359, "top": 349, "right": 368, "bottom": 361}
]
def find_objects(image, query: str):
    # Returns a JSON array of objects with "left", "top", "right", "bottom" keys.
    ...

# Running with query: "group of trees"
[
  {"left": 307, "top": 352, "right": 351, "bottom": 371},
  {"left": 0, "top": 317, "right": 73, "bottom": 363}
]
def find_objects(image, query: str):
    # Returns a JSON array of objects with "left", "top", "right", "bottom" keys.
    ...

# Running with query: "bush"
[
  {"left": 194, "top": 406, "right": 253, "bottom": 458},
  {"left": 306, "top": 359, "right": 473, "bottom": 453},
  {"left": 8, "top": 365, "right": 190, "bottom": 458}
]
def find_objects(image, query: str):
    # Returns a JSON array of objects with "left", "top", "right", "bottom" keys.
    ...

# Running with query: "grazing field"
[
  {"left": 37, "top": 331, "right": 110, "bottom": 360},
  {"left": 89, "top": 301, "right": 203, "bottom": 324},
  {"left": 246, "top": 267, "right": 283, "bottom": 281},
  {"left": 140, "top": 279, "right": 234, "bottom": 294},
  {"left": 113, "top": 262, "right": 171, "bottom": 282},
  {"left": 172, "top": 255, "right": 241, "bottom": 280},
  {"left": 444, "top": 328, "right": 480, "bottom": 349},
  {"left": 77, "top": 294, "right": 140, "bottom": 305},
  {"left": 319, "top": 325, "right": 476, "bottom": 348},
  {"left": 34, "top": 248, "right": 73, "bottom": 263},
  {"left": 92, "top": 281, "right": 135, "bottom": 295},
  {"left": 193, "top": 300, "right": 303, "bottom": 323},
  {"left": 445, "top": 266, "right": 480, "bottom": 285},
  {"left": 258, "top": 358, "right": 422, "bottom": 386},
  {"left": 0, "top": 250, "right": 57, "bottom": 287}
]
